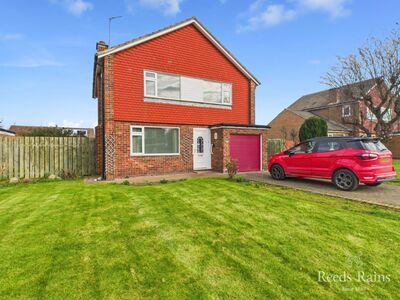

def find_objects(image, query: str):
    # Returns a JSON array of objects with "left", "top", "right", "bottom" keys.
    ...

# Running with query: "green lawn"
[
  {"left": 391, "top": 160, "right": 400, "bottom": 185},
  {"left": 0, "top": 179, "right": 399, "bottom": 299}
]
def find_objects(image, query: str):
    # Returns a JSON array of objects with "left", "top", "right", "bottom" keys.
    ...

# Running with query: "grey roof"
[
  {"left": 9, "top": 125, "right": 95, "bottom": 137},
  {"left": 289, "top": 79, "right": 376, "bottom": 111},
  {"left": 286, "top": 109, "right": 352, "bottom": 132},
  {"left": 0, "top": 128, "right": 15, "bottom": 135}
]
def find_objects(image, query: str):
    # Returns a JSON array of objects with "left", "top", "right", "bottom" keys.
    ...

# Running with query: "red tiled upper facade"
[{"left": 94, "top": 18, "right": 259, "bottom": 126}]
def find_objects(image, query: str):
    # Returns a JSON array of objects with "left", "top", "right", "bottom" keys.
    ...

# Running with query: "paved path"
[{"left": 243, "top": 172, "right": 400, "bottom": 209}]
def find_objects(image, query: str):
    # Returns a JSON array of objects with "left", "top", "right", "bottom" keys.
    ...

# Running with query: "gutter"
[{"left": 209, "top": 123, "right": 270, "bottom": 130}]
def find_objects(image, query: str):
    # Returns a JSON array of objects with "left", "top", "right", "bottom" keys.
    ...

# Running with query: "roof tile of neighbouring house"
[
  {"left": 9, "top": 125, "right": 95, "bottom": 137},
  {"left": 96, "top": 17, "right": 260, "bottom": 85},
  {"left": 289, "top": 79, "right": 376, "bottom": 111},
  {"left": 286, "top": 109, "right": 352, "bottom": 132}
]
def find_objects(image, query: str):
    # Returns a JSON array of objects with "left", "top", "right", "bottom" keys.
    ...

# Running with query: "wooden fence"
[
  {"left": 0, "top": 137, "right": 96, "bottom": 179},
  {"left": 267, "top": 139, "right": 285, "bottom": 159},
  {"left": 387, "top": 135, "right": 400, "bottom": 159}
]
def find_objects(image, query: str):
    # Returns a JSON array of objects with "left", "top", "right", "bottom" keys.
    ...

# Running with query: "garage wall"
[{"left": 211, "top": 127, "right": 268, "bottom": 172}]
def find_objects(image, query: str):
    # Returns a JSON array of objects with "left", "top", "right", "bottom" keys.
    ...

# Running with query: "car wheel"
[
  {"left": 270, "top": 164, "right": 286, "bottom": 180},
  {"left": 366, "top": 182, "right": 383, "bottom": 187},
  {"left": 333, "top": 169, "right": 359, "bottom": 191}
]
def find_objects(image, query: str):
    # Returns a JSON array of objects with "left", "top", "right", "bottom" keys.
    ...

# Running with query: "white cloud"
[
  {"left": 48, "top": 120, "right": 86, "bottom": 127},
  {"left": 249, "top": 0, "right": 267, "bottom": 13},
  {"left": 257, "top": 5, "right": 296, "bottom": 26},
  {"left": 0, "top": 58, "right": 64, "bottom": 68},
  {"left": 239, "top": 0, "right": 351, "bottom": 31},
  {"left": 298, "top": 0, "right": 350, "bottom": 17},
  {"left": 66, "top": 0, "right": 93, "bottom": 15},
  {"left": 0, "top": 33, "right": 23, "bottom": 41},
  {"left": 239, "top": 4, "right": 296, "bottom": 31},
  {"left": 50, "top": 0, "right": 93, "bottom": 16},
  {"left": 124, "top": 0, "right": 135, "bottom": 13},
  {"left": 139, "top": 0, "right": 182, "bottom": 15}
]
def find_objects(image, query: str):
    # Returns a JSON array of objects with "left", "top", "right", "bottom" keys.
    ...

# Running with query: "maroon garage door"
[{"left": 230, "top": 134, "right": 261, "bottom": 172}]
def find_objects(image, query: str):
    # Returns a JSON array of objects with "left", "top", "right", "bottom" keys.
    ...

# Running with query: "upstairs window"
[
  {"left": 366, "top": 107, "right": 391, "bottom": 122},
  {"left": 342, "top": 104, "right": 351, "bottom": 117},
  {"left": 366, "top": 107, "right": 377, "bottom": 121},
  {"left": 145, "top": 72, "right": 156, "bottom": 96},
  {"left": 157, "top": 73, "right": 180, "bottom": 99},
  {"left": 144, "top": 71, "right": 232, "bottom": 106},
  {"left": 382, "top": 108, "right": 392, "bottom": 123}
]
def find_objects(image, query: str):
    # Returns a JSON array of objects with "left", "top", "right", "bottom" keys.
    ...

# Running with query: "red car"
[{"left": 268, "top": 137, "right": 397, "bottom": 191}]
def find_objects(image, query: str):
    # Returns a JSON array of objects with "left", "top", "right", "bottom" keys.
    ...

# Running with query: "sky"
[{"left": 0, "top": 0, "right": 399, "bottom": 129}]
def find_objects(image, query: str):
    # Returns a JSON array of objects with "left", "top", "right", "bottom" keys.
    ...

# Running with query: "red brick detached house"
[
  {"left": 92, "top": 17, "right": 269, "bottom": 179},
  {"left": 268, "top": 79, "right": 400, "bottom": 139}
]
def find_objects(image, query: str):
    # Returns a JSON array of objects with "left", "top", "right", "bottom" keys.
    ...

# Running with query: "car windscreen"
[{"left": 360, "top": 140, "right": 388, "bottom": 151}]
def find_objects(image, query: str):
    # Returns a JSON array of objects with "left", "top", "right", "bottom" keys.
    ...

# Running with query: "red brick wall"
[
  {"left": 112, "top": 25, "right": 252, "bottom": 126},
  {"left": 360, "top": 87, "right": 400, "bottom": 134},
  {"left": 311, "top": 103, "right": 357, "bottom": 127},
  {"left": 268, "top": 110, "right": 304, "bottom": 139},
  {"left": 249, "top": 81, "right": 256, "bottom": 125},
  {"left": 101, "top": 121, "right": 268, "bottom": 178},
  {"left": 112, "top": 122, "right": 202, "bottom": 178}
]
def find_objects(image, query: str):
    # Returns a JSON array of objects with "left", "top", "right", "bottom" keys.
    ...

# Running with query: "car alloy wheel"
[
  {"left": 270, "top": 164, "right": 285, "bottom": 180},
  {"left": 334, "top": 169, "right": 358, "bottom": 191}
]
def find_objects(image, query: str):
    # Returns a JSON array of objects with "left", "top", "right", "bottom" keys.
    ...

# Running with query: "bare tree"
[
  {"left": 280, "top": 126, "right": 288, "bottom": 141},
  {"left": 322, "top": 29, "right": 400, "bottom": 141},
  {"left": 289, "top": 128, "right": 298, "bottom": 144}
]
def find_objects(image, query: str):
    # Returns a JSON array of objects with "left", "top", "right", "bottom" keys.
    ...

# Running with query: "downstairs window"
[{"left": 131, "top": 126, "right": 180, "bottom": 155}]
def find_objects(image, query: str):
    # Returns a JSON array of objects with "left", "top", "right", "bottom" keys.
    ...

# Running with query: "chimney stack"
[{"left": 96, "top": 41, "right": 108, "bottom": 52}]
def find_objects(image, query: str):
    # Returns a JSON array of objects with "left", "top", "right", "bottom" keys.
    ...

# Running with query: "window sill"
[{"left": 144, "top": 97, "right": 232, "bottom": 109}]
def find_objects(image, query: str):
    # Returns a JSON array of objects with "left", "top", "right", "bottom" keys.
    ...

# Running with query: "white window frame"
[
  {"left": 130, "top": 125, "right": 180, "bottom": 156},
  {"left": 382, "top": 107, "right": 392, "bottom": 123},
  {"left": 366, "top": 107, "right": 378, "bottom": 122},
  {"left": 342, "top": 104, "right": 351, "bottom": 117},
  {"left": 144, "top": 70, "right": 232, "bottom": 106},
  {"left": 144, "top": 71, "right": 157, "bottom": 97}
]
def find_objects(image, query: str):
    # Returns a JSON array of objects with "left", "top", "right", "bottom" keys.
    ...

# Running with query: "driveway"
[{"left": 243, "top": 172, "right": 400, "bottom": 209}]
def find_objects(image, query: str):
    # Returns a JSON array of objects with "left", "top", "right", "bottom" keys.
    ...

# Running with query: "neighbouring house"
[
  {"left": 268, "top": 79, "right": 400, "bottom": 140},
  {"left": 0, "top": 128, "right": 15, "bottom": 136},
  {"left": 9, "top": 125, "right": 95, "bottom": 138},
  {"left": 92, "top": 17, "right": 269, "bottom": 180}
]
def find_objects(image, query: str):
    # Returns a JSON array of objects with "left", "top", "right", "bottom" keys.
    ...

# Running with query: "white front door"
[{"left": 193, "top": 128, "right": 211, "bottom": 170}]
